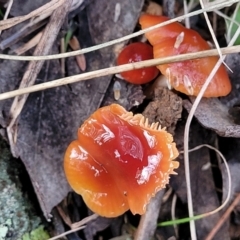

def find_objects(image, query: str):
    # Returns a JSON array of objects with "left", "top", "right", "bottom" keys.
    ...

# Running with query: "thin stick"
[
  {"left": 0, "top": 0, "right": 238, "bottom": 62},
  {"left": 0, "top": 45, "right": 239, "bottom": 102},
  {"left": 205, "top": 193, "right": 240, "bottom": 240},
  {"left": 183, "top": 0, "right": 190, "bottom": 28},
  {"left": 0, "top": 0, "right": 65, "bottom": 31},
  {"left": 48, "top": 213, "right": 98, "bottom": 240},
  {"left": 171, "top": 193, "right": 178, "bottom": 238},
  {"left": 48, "top": 226, "right": 85, "bottom": 240},
  {"left": 200, "top": 0, "right": 226, "bottom": 67},
  {"left": 158, "top": 143, "right": 231, "bottom": 227},
  {"left": 0, "top": 0, "right": 13, "bottom": 35},
  {"left": 184, "top": 59, "right": 223, "bottom": 240},
  {"left": 183, "top": 22, "right": 240, "bottom": 240},
  {"left": 186, "top": 144, "right": 232, "bottom": 216},
  {"left": 187, "top": 1, "right": 225, "bottom": 238},
  {"left": 15, "top": 31, "right": 43, "bottom": 55}
]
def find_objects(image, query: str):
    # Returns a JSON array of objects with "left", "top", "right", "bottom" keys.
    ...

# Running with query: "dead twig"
[
  {"left": 0, "top": 0, "right": 238, "bottom": 62},
  {"left": 0, "top": 0, "right": 66, "bottom": 31},
  {"left": 0, "top": 44, "right": 239, "bottom": 102},
  {"left": 48, "top": 213, "right": 98, "bottom": 240},
  {"left": 0, "top": 18, "right": 47, "bottom": 50},
  {"left": 183, "top": 13, "right": 240, "bottom": 240},
  {"left": 7, "top": 0, "right": 72, "bottom": 157},
  {"left": 14, "top": 31, "right": 44, "bottom": 55},
  {"left": 205, "top": 193, "right": 240, "bottom": 240},
  {"left": 0, "top": 0, "right": 13, "bottom": 35}
]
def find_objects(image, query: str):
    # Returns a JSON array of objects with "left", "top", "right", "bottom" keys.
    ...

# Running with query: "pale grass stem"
[
  {"left": 184, "top": 144, "right": 231, "bottom": 215},
  {"left": 48, "top": 213, "right": 98, "bottom": 240},
  {"left": 0, "top": 0, "right": 13, "bottom": 35},
  {"left": 0, "top": 1, "right": 239, "bottom": 239},
  {"left": 0, "top": 45, "right": 240, "bottom": 101},
  {"left": 184, "top": 16, "right": 240, "bottom": 240},
  {"left": 0, "top": 0, "right": 238, "bottom": 62}
]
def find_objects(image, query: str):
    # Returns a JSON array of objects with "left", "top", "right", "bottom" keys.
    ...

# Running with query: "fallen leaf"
[
  {"left": 183, "top": 98, "right": 240, "bottom": 137},
  {"left": 0, "top": 0, "right": 144, "bottom": 219}
]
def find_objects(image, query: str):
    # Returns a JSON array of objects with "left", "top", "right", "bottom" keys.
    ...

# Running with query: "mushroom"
[
  {"left": 117, "top": 42, "right": 159, "bottom": 84},
  {"left": 64, "top": 104, "right": 179, "bottom": 217},
  {"left": 139, "top": 14, "right": 232, "bottom": 97}
]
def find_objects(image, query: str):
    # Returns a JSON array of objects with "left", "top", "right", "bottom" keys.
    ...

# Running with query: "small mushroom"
[
  {"left": 139, "top": 14, "right": 232, "bottom": 97},
  {"left": 64, "top": 104, "right": 179, "bottom": 217},
  {"left": 117, "top": 42, "right": 159, "bottom": 84}
]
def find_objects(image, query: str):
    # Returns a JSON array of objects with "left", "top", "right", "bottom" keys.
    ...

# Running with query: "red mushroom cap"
[
  {"left": 139, "top": 14, "right": 232, "bottom": 97},
  {"left": 117, "top": 42, "right": 159, "bottom": 84},
  {"left": 64, "top": 104, "right": 179, "bottom": 217}
]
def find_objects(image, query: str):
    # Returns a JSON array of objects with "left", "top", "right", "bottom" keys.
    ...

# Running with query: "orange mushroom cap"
[
  {"left": 64, "top": 104, "right": 179, "bottom": 217},
  {"left": 139, "top": 14, "right": 232, "bottom": 97},
  {"left": 117, "top": 42, "right": 159, "bottom": 84}
]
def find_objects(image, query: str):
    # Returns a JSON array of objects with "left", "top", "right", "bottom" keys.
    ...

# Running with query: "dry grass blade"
[
  {"left": 171, "top": 193, "right": 178, "bottom": 238},
  {"left": 0, "top": 45, "right": 240, "bottom": 102},
  {"left": 14, "top": 31, "right": 43, "bottom": 55},
  {"left": 200, "top": 0, "right": 225, "bottom": 66},
  {"left": 0, "top": 0, "right": 238, "bottom": 61},
  {"left": 186, "top": 1, "right": 225, "bottom": 238},
  {"left": 205, "top": 193, "right": 240, "bottom": 240},
  {"left": 6, "top": 0, "right": 72, "bottom": 157},
  {"left": 184, "top": 13, "right": 240, "bottom": 240},
  {"left": 0, "top": 0, "right": 13, "bottom": 35},
  {"left": 0, "top": 1, "right": 239, "bottom": 239},
  {"left": 71, "top": 213, "right": 99, "bottom": 229},
  {"left": 48, "top": 214, "right": 98, "bottom": 240},
  {"left": 0, "top": 0, "right": 65, "bottom": 31}
]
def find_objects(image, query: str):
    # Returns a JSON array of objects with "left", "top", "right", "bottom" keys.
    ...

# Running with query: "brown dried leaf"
[
  {"left": 183, "top": 98, "right": 240, "bottom": 137},
  {"left": 0, "top": 0, "right": 144, "bottom": 219},
  {"left": 69, "top": 36, "right": 87, "bottom": 71},
  {"left": 183, "top": 53, "right": 240, "bottom": 138}
]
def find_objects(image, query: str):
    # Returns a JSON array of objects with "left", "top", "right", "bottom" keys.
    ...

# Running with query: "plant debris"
[{"left": 0, "top": 0, "right": 240, "bottom": 239}]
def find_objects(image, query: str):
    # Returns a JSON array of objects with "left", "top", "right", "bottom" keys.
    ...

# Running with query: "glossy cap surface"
[
  {"left": 64, "top": 104, "right": 179, "bottom": 217},
  {"left": 139, "top": 14, "right": 231, "bottom": 97},
  {"left": 117, "top": 42, "right": 159, "bottom": 84}
]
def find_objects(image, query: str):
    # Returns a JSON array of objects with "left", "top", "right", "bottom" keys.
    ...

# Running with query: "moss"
[
  {"left": 0, "top": 137, "right": 46, "bottom": 240},
  {"left": 21, "top": 226, "right": 50, "bottom": 240}
]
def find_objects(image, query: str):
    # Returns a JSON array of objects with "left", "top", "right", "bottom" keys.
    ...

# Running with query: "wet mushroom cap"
[
  {"left": 117, "top": 42, "right": 159, "bottom": 84},
  {"left": 64, "top": 104, "right": 179, "bottom": 217},
  {"left": 139, "top": 14, "right": 232, "bottom": 97}
]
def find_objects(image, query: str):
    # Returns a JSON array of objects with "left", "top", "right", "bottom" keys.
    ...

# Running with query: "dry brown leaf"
[
  {"left": 183, "top": 98, "right": 240, "bottom": 137},
  {"left": 69, "top": 36, "right": 86, "bottom": 71}
]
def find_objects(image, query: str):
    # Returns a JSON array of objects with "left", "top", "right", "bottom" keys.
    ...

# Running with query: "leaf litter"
[
  {"left": 0, "top": 0, "right": 144, "bottom": 219},
  {"left": 0, "top": 0, "right": 240, "bottom": 239}
]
